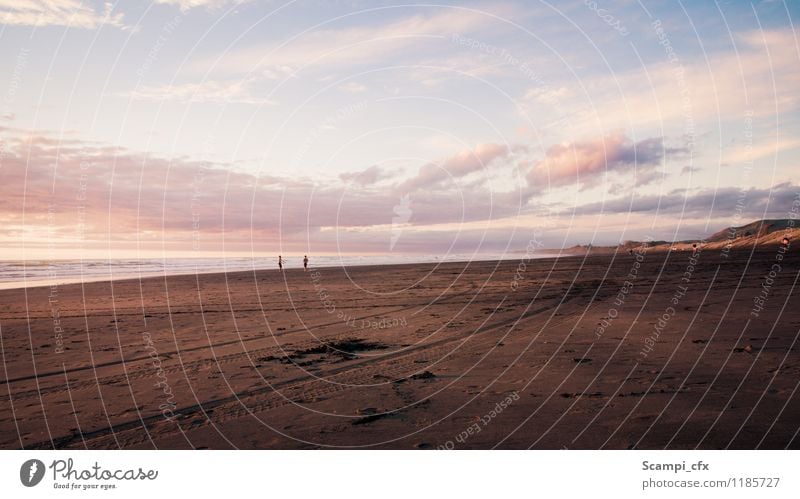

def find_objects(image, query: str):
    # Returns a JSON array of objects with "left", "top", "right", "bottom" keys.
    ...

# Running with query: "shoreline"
[
  {"left": 0, "top": 253, "right": 566, "bottom": 291},
  {"left": 0, "top": 244, "right": 785, "bottom": 291}
]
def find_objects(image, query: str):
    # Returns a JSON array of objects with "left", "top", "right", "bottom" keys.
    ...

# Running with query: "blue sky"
[{"left": 1, "top": 0, "right": 798, "bottom": 258}]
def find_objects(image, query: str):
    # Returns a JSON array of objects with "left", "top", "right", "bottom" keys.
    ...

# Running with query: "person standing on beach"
[
  {"left": 278, "top": 255, "right": 283, "bottom": 271},
  {"left": 303, "top": 255, "right": 309, "bottom": 271}
]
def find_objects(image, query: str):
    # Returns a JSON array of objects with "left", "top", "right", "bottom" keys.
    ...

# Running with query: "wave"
[{"left": 0, "top": 253, "right": 555, "bottom": 290}]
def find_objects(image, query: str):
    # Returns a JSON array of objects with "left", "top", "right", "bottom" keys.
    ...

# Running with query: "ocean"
[{"left": 0, "top": 252, "right": 558, "bottom": 290}]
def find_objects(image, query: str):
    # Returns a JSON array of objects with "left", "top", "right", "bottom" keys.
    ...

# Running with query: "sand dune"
[{"left": 567, "top": 219, "right": 799, "bottom": 255}]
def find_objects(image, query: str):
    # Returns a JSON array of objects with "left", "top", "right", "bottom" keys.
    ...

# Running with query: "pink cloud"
[
  {"left": 526, "top": 133, "right": 686, "bottom": 190},
  {"left": 1, "top": 126, "right": 698, "bottom": 255},
  {"left": 0, "top": 129, "right": 529, "bottom": 254},
  {"left": 400, "top": 142, "right": 510, "bottom": 192}
]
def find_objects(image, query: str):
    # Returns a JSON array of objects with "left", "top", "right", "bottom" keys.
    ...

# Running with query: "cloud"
[
  {"left": 400, "top": 142, "right": 510, "bottom": 192},
  {"left": 125, "top": 78, "right": 277, "bottom": 105},
  {"left": 681, "top": 165, "right": 701, "bottom": 174},
  {"left": 338, "top": 81, "right": 368, "bottom": 94},
  {"left": 4, "top": 125, "right": 791, "bottom": 255},
  {"left": 0, "top": 127, "right": 528, "bottom": 253},
  {"left": 153, "top": 0, "right": 250, "bottom": 10},
  {"left": 721, "top": 137, "right": 800, "bottom": 165},
  {"left": 339, "top": 165, "right": 394, "bottom": 185},
  {"left": 526, "top": 133, "right": 686, "bottom": 190},
  {"left": 260, "top": 65, "right": 297, "bottom": 80},
  {"left": 533, "top": 29, "right": 800, "bottom": 136},
  {"left": 608, "top": 168, "right": 665, "bottom": 195},
  {"left": 192, "top": 7, "right": 507, "bottom": 75},
  {"left": 0, "top": 0, "right": 129, "bottom": 29},
  {"left": 523, "top": 86, "right": 570, "bottom": 105},
  {"left": 569, "top": 182, "right": 800, "bottom": 219}
]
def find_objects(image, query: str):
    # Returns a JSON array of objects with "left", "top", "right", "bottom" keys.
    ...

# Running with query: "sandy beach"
[{"left": 1, "top": 248, "right": 798, "bottom": 450}]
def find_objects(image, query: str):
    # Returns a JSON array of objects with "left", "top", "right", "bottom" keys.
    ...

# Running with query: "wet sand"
[{"left": 1, "top": 248, "right": 798, "bottom": 449}]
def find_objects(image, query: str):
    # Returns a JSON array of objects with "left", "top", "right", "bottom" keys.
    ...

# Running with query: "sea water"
[{"left": 0, "top": 253, "right": 557, "bottom": 290}]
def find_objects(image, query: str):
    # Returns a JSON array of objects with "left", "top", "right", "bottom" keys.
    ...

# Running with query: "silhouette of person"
[
  {"left": 303, "top": 255, "right": 309, "bottom": 271},
  {"left": 278, "top": 255, "right": 283, "bottom": 271}
]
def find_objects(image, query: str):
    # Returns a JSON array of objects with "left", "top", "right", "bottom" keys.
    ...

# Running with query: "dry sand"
[{"left": 1, "top": 248, "right": 798, "bottom": 449}]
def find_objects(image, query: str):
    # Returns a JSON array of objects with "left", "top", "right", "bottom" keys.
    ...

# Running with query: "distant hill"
[
  {"left": 705, "top": 219, "right": 796, "bottom": 243},
  {"left": 562, "top": 219, "right": 798, "bottom": 255}
]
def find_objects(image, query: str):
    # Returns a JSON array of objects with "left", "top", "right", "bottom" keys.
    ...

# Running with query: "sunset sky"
[{"left": 1, "top": 0, "right": 798, "bottom": 259}]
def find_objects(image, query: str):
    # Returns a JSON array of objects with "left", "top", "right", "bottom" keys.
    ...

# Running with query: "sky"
[{"left": 0, "top": 0, "right": 798, "bottom": 259}]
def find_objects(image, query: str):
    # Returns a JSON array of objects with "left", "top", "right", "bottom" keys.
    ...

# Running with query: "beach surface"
[{"left": 1, "top": 249, "right": 798, "bottom": 449}]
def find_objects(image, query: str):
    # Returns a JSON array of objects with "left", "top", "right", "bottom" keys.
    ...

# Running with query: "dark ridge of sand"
[
  {"left": 564, "top": 221, "right": 800, "bottom": 255},
  {"left": 0, "top": 248, "right": 798, "bottom": 449}
]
